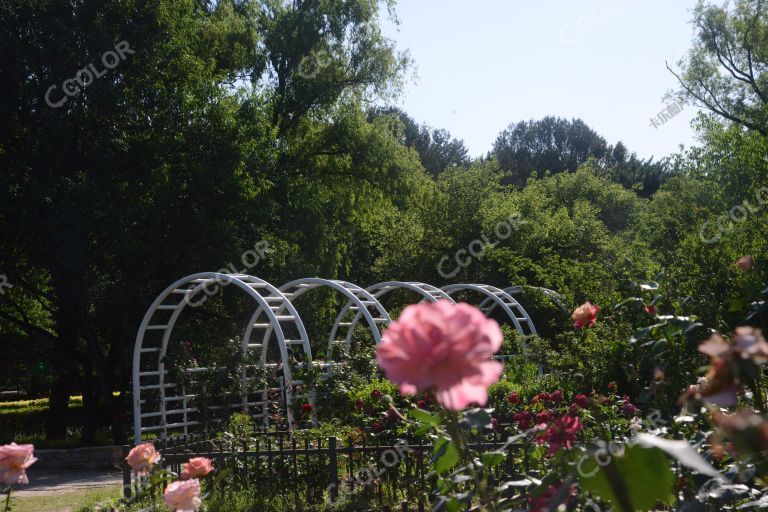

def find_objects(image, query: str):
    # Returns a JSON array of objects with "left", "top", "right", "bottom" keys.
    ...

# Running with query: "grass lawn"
[{"left": 9, "top": 485, "right": 121, "bottom": 512}]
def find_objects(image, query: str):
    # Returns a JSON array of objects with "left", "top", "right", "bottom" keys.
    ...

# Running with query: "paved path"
[{"left": 14, "top": 470, "right": 123, "bottom": 497}]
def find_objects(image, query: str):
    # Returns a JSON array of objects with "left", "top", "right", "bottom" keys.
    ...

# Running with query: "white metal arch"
[
  {"left": 479, "top": 285, "right": 568, "bottom": 315},
  {"left": 132, "top": 273, "right": 312, "bottom": 442},
  {"left": 440, "top": 284, "right": 538, "bottom": 355},
  {"left": 245, "top": 278, "right": 391, "bottom": 368},
  {"left": 366, "top": 281, "right": 456, "bottom": 303},
  {"left": 329, "top": 281, "right": 456, "bottom": 354}
]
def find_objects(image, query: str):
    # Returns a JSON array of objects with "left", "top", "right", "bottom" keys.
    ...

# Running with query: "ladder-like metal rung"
[
  {"left": 140, "top": 383, "right": 177, "bottom": 390},
  {"left": 253, "top": 323, "right": 270, "bottom": 328},
  {"left": 285, "top": 339, "right": 305, "bottom": 345},
  {"left": 263, "top": 296, "right": 283, "bottom": 302},
  {"left": 274, "top": 315, "right": 295, "bottom": 321},
  {"left": 251, "top": 388, "right": 280, "bottom": 394},
  {"left": 247, "top": 343, "right": 263, "bottom": 349},
  {"left": 372, "top": 318, "right": 388, "bottom": 322},
  {"left": 141, "top": 347, "right": 161, "bottom": 353},
  {"left": 141, "top": 408, "right": 196, "bottom": 418},
  {"left": 163, "top": 395, "right": 196, "bottom": 402},
  {"left": 146, "top": 325, "right": 169, "bottom": 330},
  {"left": 157, "top": 305, "right": 178, "bottom": 310},
  {"left": 338, "top": 322, "right": 353, "bottom": 327},
  {"left": 172, "top": 289, "right": 195, "bottom": 294},
  {"left": 139, "top": 370, "right": 167, "bottom": 377},
  {"left": 331, "top": 340, "right": 347, "bottom": 344},
  {"left": 360, "top": 300, "right": 377, "bottom": 305},
  {"left": 281, "top": 292, "right": 294, "bottom": 298}
]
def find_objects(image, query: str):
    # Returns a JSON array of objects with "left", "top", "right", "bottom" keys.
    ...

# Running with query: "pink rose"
[
  {"left": 376, "top": 301, "right": 503, "bottom": 410},
  {"left": 125, "top": 443, "right": 161, "bottom": 476},
  {"left": 180, "top": 457, "right": 214, "bottom": 480},
  {"left": 164, "top": 479, "right": 202, "bottom": 512},
  {"left": 735, "top": 255, "right": 755, "bottom": 272},
  {"left": 0, "top": 443, "right": 37, "bottom": 485},
  {"left": 572, "top": 302, "right": 600, "bottom": 329}
]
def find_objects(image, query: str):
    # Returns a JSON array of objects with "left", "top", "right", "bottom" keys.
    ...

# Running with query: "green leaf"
[
  {"left": 432, "top": 437, "right": 462, "bottom": 474},
  {"left": 410, "top": 408, "right": 441, "bottom": 426},
  {"left": 578, "top": 445, "right": 675, "bottom": 511},
  {"left": 635, "top": 434, "right": 724, "bottom": 479},
  {"left": 480, "top": 451, "right": 506, "bottom": 468}
]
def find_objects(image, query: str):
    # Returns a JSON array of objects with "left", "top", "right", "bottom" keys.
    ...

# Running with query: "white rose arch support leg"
[{"left": 132, "top": 273, "right": 311, "bottom": 443}]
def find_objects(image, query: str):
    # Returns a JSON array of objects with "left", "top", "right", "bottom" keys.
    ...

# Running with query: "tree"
[
  {"left": 669, "top": 0, "right": 768, "bottom": 136},
  {"left": 0, "top": 0, "right": 413, "bottom": 444},
  {"left": 369, "top": 108, "right": 470, "bottom": 177},
  {"left": 492, "top": 117, "right": 610, "bottom": 186},
  {"left": 491, "top": 117, "right": 669, "bottom": 194}
]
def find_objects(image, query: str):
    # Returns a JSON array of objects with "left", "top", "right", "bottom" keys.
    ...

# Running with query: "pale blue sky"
[{"left": 381, "top": 0, "right": 703, "bottom": 161}]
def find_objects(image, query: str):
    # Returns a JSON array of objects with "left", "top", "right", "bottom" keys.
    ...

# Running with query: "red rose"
[
  {"left": 550, "top": 390, "right": 564, "bottom": 403},
  {"left": 536, "top": 410, "right": 554, "bottom": 425},
  {"left": 507, "top": 392, "right": 521, "bottom": 405},
  {"left": 622, "top": 403, "right": 637, "bottom": 418},
  {"left": 513, "top": 411, "right": 533, "bottom": 430},
  {"left": 573, "top": 394, "right": 589, "bottom": 408},
  {"left": 301, "top": 403, "right": 313, "bottom": 414}
]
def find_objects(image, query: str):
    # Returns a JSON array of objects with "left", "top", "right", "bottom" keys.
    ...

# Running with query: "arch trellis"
[
  {"left": 244, "top": 278, "right": 391, "bottom": 373},
  {"left": 440, "top": 284, "right": 538, "bottom": 355},
  {"left": 479, "top": 285, "right": 568, "bottom": 315},
  {"left": 329, "top": 281, "right": 456, "bottom": 354},
  {"left": 134, "top": 275, "right": 552, "bottom": 440},
  {"left": 132, "top": 273, "right": 312, "bottom": 442}
]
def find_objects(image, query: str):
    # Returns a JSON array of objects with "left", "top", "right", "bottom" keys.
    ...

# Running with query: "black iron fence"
[{"left": 122, "top": 425, "right": 528, "bottom": 511}]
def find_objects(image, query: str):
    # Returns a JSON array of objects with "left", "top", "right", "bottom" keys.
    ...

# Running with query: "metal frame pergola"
[{"left": 133, "top": 274, "right": 557, "bottom": 442}]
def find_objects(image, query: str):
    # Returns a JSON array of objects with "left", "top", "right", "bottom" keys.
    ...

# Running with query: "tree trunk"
[
  {"left": 80, "top": 361, "right": 97, "bottom": 446},
  {"left": 45, "top": 370, "right": 75, "bottom": 440}
]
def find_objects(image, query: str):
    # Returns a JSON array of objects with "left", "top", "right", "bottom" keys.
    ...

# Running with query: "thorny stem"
[{"left": 445, "top": 411, "right": 497, "bottom": 512}]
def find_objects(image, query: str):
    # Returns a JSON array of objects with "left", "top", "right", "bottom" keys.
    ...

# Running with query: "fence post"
[
  {"left": 121, "top": 445, "right": 132, "bottom": 499},
  {"left": 328, "top": 436, "right": 339, "bottom": 502}
]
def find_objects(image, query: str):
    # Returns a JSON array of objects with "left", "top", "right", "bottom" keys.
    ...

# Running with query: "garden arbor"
[
  {"left": 133, "top": 275, "right": 555, "bottom": 442},
  {"left": 132, "top": 273, "right": 312, "bottom": 442}
]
